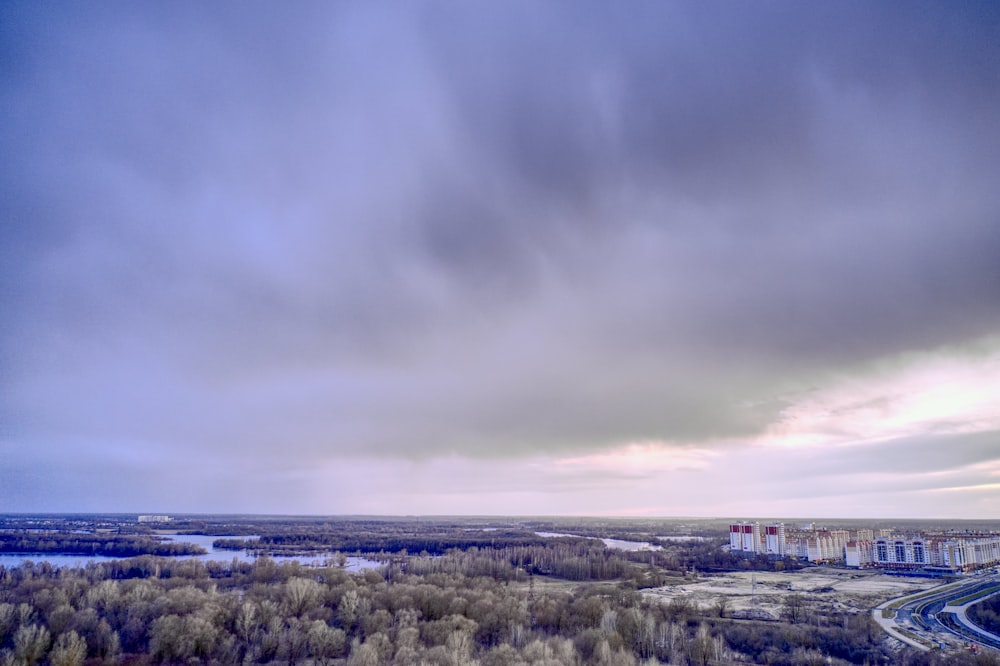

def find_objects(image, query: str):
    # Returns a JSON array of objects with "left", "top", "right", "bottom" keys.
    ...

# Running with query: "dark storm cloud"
[
  {"left": 2, "top": 0, "right": 1000, "bottom": 500},
  {"left": 419, "top": 1, "right": 1000, "bottom": 351},
  {"left": 803, "top": 431, "right": 1000, "bottom": 479}
]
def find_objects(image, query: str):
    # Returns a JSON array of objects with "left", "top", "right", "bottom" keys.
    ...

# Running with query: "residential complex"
[
  {"left": 729, "top": 521, "right": 787, "bottom": 556},
  {"left": 867, "top": 534, "right": 1000, "bottom": 571},
  {"left": 729, "top": 520, "right": 1000, "bottom": 573}
]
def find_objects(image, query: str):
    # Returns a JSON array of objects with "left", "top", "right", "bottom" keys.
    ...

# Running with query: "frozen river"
[{"left": 535, "top": 531, "right": 663, "bottom": 551}]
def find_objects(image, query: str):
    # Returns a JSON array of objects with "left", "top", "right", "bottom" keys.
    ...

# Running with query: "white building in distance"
[
  {"left": 730, "top": 521, "right": 786, "bottom": 556},
  {"left": 137, "top": 515, "right": 171, "bottom": 523}
]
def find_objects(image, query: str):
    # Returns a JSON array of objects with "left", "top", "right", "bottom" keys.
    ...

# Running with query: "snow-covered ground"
[{"left": 645, "top": 568, "right": 941, "bottom": 618}]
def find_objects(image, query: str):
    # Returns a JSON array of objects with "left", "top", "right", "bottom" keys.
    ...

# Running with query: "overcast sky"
[{"left": 2, "top": 2, "right": 999, "bottom": 518}]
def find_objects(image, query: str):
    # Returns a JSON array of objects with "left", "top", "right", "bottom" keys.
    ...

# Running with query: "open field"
[{"left": 645, "top": 567, "right": 944, "bottom": 619}]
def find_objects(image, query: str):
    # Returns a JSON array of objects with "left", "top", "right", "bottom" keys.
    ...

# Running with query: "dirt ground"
[{"left": 644, "top": 567, "right": 944, "bottom": 619}]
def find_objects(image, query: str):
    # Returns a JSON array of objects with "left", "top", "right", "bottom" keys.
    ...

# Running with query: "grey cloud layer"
[{"left": 3, "top": 2, "right": 999, "bottom": 474}]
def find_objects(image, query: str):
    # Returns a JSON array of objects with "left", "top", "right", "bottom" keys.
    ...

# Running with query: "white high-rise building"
[
  {"left": 729, "top": 521, "right": 761, "bottom": 554},
  {"left": 845, "top": 541, "right": 874, "bottom": 568},
  {"left": 940, "top": 537, "right": 1000, "bottom": 571},
  {"left": 873, "top": 537, "right": 930, "bottom": 568},
  {"left": 764, "top": 523, "right": 786, "bottom": 556},
  {"left": 805, "top": 530, "right": 849, "bottom": 562}
]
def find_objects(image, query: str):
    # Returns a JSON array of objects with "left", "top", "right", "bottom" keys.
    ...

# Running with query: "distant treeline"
[
  {"left": 213, "top": 530, "right": 591, "bottom": 556},
  {"left": 212, "top": 532, "right": 800, "bottom": 584},
  {"left": 0, "top": 532, "right": 205, "bottom": 558},
  {"left": 198, "top": 517, "right": 712, "bottom": 550}
]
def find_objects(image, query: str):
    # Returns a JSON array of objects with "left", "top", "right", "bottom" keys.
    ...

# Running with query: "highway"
[{"left": 874, "top": 573, "right": 1000, "bottom": 652}]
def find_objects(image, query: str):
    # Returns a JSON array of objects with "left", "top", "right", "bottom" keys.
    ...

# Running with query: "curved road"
[{"left": 875, "top": 574, "right": 1000, "bottom": 652}]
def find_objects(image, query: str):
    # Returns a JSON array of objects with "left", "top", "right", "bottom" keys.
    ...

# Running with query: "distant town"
[{"left": 729, "top": 520, "right": 1000, "bottom": 572}]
